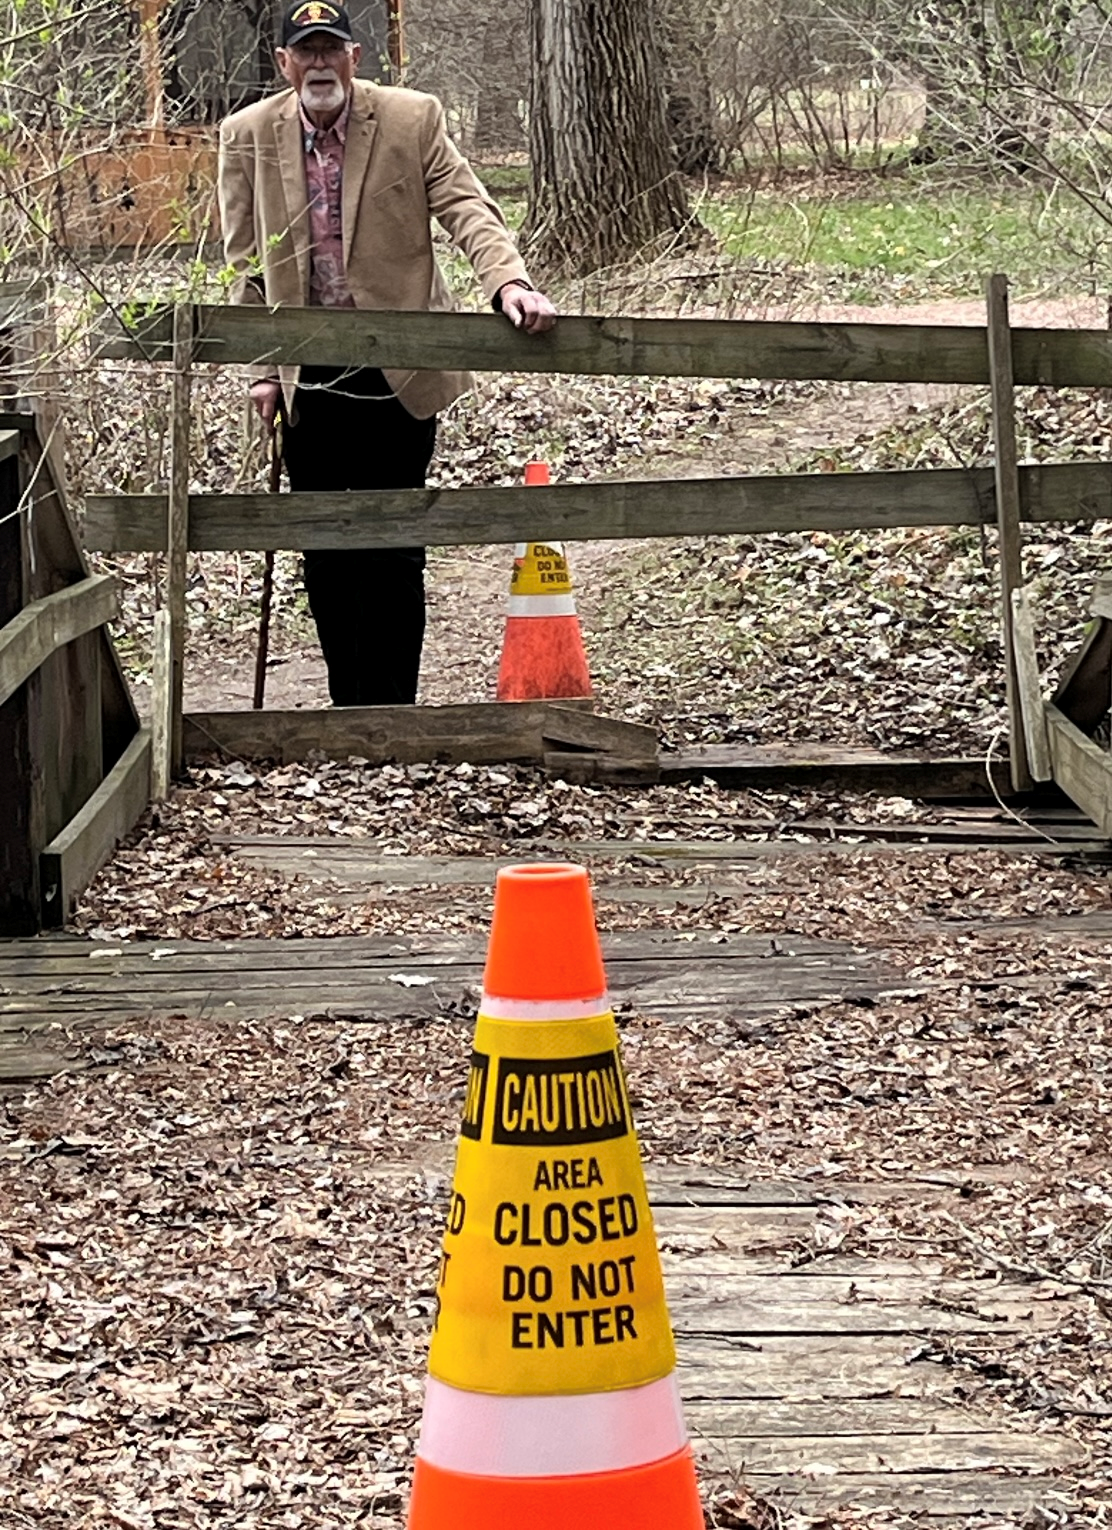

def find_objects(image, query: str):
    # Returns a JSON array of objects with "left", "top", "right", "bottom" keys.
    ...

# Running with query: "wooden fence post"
[
  {"left": 166, "top": 302, "right": 194, "bottom": 779},
  {"left": 151, "top": 607, "right": 173, "bottom": 800},
  {"left": 986, "top": 273, "right": 1033, "bottom": 793}
]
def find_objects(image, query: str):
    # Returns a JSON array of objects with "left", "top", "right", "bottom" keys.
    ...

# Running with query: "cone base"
[
  {"left": 496, "top": 616, "right": 592, "bottom": 701},
  {"left": 407, "top": 1446, "right": 702, "bottom": 1530}
]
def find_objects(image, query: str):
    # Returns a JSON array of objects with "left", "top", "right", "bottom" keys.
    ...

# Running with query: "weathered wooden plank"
[
  {"left": 83, "top": 469, "right": 986, "bottom": 551},
  {"left": 38, "top": 730, "right": 151, "bottom": 927},
  {"left": 677, "top": 1333, "right": 934, "bottom": 1398},
  {"left": 36, "top": 634, "right": 103, "bottom": 847},
  {"left": 183, "top": 713, "right": 1034, "bottom": 802},
  {"left": 660, "top": 743, "right": 1016, "bottom": 799},
  {"left": 540, "top": 704, "right": 657, "bottom": 757},
  {"left": 83, "top": 458, "right": 1112, "bottom": 554},
  {"left": 0, "top": 962, "right": 892, "bottom": 1015},
  {"left": 1046, "top": 703, "right": 1112, "bottom": 835},
  {"left": 656, "top": 1205, "right": 904, "bottom": 1250},
  {"left": 0, "top": 428, "right": 18, "bottom": 463},
  {"left": 693, "top": 1431, "right": 1083, "bottom": 1474},
  {"left": 150, "top": 608, "right": 172, "bottom": 800},
  {"left": 685, "top": 1398, "right": 989, "bottom": 1439},
  {"left": 0, "top": 928, "right": 857, "bottom": 966},
  {"left": 13, "top": 408, "right": 138, "bottom": 766},
  {"left": 673, "top": 1290, "right": 1064, "bottom": 1336},
  {"left": 1010, "top": 587, "right": 1052, "bottom": 782},
  {"left": 987, "top": 276, "right": 1032, "bottom": 791},
  {"left": 0, "top": 1044, "right": 76, "bottom": 1082},
  {"left": 737, "top": 1470, "right": 1079, "bottom": 1518},
  {"left": 94, "top": 303, "right": 1112, "bottom": 387},
  {"left": 0, "top": 574, "right": 117, "bottom": 707},
  {"left": 184, "top": 700, "right": 575, "bottom": 765}
]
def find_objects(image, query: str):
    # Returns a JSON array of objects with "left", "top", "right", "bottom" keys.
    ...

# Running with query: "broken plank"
[
  {"left": 183, "top": 701, "right": 573, "bottom": 766},
  {"left": 540, "top": 704, "right": 657, "bottom": 757}
]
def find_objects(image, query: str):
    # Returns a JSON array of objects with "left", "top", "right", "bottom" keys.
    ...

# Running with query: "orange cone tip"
[
  {"left": 484, "top": 864, "right": 606, "bottom": 1001},
  {"left": 407, "top": 861, "right": 703, "bottom": 1530}
]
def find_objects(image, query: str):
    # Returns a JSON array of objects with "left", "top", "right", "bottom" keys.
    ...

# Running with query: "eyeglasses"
[{"left": 288, "top": 37, "right": 350, "bottom": 60}]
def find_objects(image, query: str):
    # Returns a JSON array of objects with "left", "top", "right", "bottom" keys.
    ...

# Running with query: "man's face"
[{"left": 276, "top": 33, "right": 361, "bottom": 115}]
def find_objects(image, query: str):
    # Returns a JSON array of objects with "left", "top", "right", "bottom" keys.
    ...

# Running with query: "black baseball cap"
[{"left": 282, "top": 0, "right": 353, "bottom": 46}]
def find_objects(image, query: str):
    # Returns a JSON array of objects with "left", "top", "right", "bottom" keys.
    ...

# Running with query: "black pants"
[{"left": 283, "top": 366, "right": 437, "bottom": 707}]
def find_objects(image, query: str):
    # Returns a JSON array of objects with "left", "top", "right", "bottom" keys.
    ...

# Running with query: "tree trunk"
[
  {"left": 475, "top": 16, "right": 526, "bottom": 153},
  {"left": 524, "top": 0, "right": 696, "bottom": 273}
]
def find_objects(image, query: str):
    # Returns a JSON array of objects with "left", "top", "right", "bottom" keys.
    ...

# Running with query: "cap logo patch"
[{"left": 292, "top": 1, "right": 340, "bottom": 25}]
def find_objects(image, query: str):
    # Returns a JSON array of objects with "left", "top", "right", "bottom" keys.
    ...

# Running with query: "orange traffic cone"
[
  {"left": 407, "top": 864, "right": 703, "bottom": 1530},
  {"left": 496, "top": 463, "right": 593, "bottom": 702}
]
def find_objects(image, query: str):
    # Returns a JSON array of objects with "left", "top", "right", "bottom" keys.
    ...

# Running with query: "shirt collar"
[{"left": 299, "top": 90, "right": 352, "bottom": 149}]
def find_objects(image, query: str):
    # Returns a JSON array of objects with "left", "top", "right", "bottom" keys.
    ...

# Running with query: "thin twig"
[{"left": 944, "top": 1210, "right": 1112, "bottom": 1295}]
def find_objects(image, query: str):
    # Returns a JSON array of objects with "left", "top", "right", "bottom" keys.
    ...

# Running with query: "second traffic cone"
[
  {"left": 408, "top": 863, "right": 703, "bottom": 1530},
  {"left": 496, "top": 462, "right": 593, "bottom": 701}
]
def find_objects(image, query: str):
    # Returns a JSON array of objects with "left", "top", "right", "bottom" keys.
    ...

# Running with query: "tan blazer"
[{"left": 217, "top": 80, "right": 530, "bottom": 419}]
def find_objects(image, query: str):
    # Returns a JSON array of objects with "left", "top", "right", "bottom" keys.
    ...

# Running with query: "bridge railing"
[{"left": 88, "top": 285, "right": 1112, "bottom": 817}]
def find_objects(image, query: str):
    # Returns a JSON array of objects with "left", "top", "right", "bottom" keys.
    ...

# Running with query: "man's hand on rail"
[
  {"left": 250, "top": 378, "right": 282, "bottom": 431},
  {"left": 499, "top": 282, "right": 557, "bottom": 335}
]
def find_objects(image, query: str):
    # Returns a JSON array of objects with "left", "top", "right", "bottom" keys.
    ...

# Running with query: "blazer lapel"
[
  {"left": 274, "top": 97, "right": 310, "bottom": 298},
  {"left": 342, "top": 84, "right": 378, "bottom": 268}
]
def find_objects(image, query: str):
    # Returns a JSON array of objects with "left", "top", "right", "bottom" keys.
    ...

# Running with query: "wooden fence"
[
  {"left": 87, "top": 283, "right": 1112, "bottom": 831},
  {"left": 0, "top": 285, "right": 149, "bottom": 935}
]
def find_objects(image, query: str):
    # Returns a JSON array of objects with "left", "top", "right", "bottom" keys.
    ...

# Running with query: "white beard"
[{"left": 300, "top": 74, "right": 345, "bottom": 113}]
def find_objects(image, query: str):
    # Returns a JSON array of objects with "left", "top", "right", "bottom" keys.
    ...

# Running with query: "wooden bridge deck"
[{"left": 0, "top": 904, "right": 1099, "bottom": 1521}]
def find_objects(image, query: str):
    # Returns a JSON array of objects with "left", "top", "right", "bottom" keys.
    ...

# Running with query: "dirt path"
[{"left": 180, "top": 379, "right": 958, "bottom": 717}]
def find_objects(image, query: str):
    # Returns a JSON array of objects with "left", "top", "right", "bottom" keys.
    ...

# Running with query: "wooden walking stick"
[{"left": 253, "top": 414, "right": 282, "bottom": 710}]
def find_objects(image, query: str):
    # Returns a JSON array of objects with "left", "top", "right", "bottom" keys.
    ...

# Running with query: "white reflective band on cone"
[
  {"left": 417, "top": 1373, "right": 688, "bottom": 1477},
  {"left": 505, "top": 594, "right": 578, "bottom": 617},
  {"left": 479, "top": 992, "right": 611, "bottom": 1021}
]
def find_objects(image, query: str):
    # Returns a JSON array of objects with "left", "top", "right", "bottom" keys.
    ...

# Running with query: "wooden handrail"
[
  {"left": 83, "top": 461, "right": 1112, "bottom": 553},
  {"left": 95, "top": 303, "right": 1112, "bottom": 387},
  {"left": 0, "top": 574, "right": 118, "bottom": 707}
]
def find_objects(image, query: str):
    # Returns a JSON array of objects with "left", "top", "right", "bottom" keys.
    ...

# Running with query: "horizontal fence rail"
[
  {"left": 85, "top": 462, "right": 1112, "bottom": 553},
  {"left": 96, "top": 305, "right": 1112, "bottom": 387},
  {"left": 0, "top": 574, "right": 118, "bottom": 707}
]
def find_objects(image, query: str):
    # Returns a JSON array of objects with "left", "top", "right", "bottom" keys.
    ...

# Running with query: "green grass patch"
[{"left": 698, "top": 174, "right": 1112, "bottom": 298}]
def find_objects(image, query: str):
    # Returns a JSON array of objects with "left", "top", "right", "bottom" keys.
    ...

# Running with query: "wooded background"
[{"left": 2, "top": 0, "right": 1112, "bottom": 270}]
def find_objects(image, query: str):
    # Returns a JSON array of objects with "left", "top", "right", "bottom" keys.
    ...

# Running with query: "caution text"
[{"left": 493, "top": 1051, "right": 628, "bottom": 1146}]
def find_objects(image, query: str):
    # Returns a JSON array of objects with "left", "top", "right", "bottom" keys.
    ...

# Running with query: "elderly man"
[{"left": 217, "top": 0, "right": 556, "bottom": 706}]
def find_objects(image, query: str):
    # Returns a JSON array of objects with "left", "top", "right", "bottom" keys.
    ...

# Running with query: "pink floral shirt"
[{"left": 300, "top": 95, "right": 355, "bottom": 308}]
